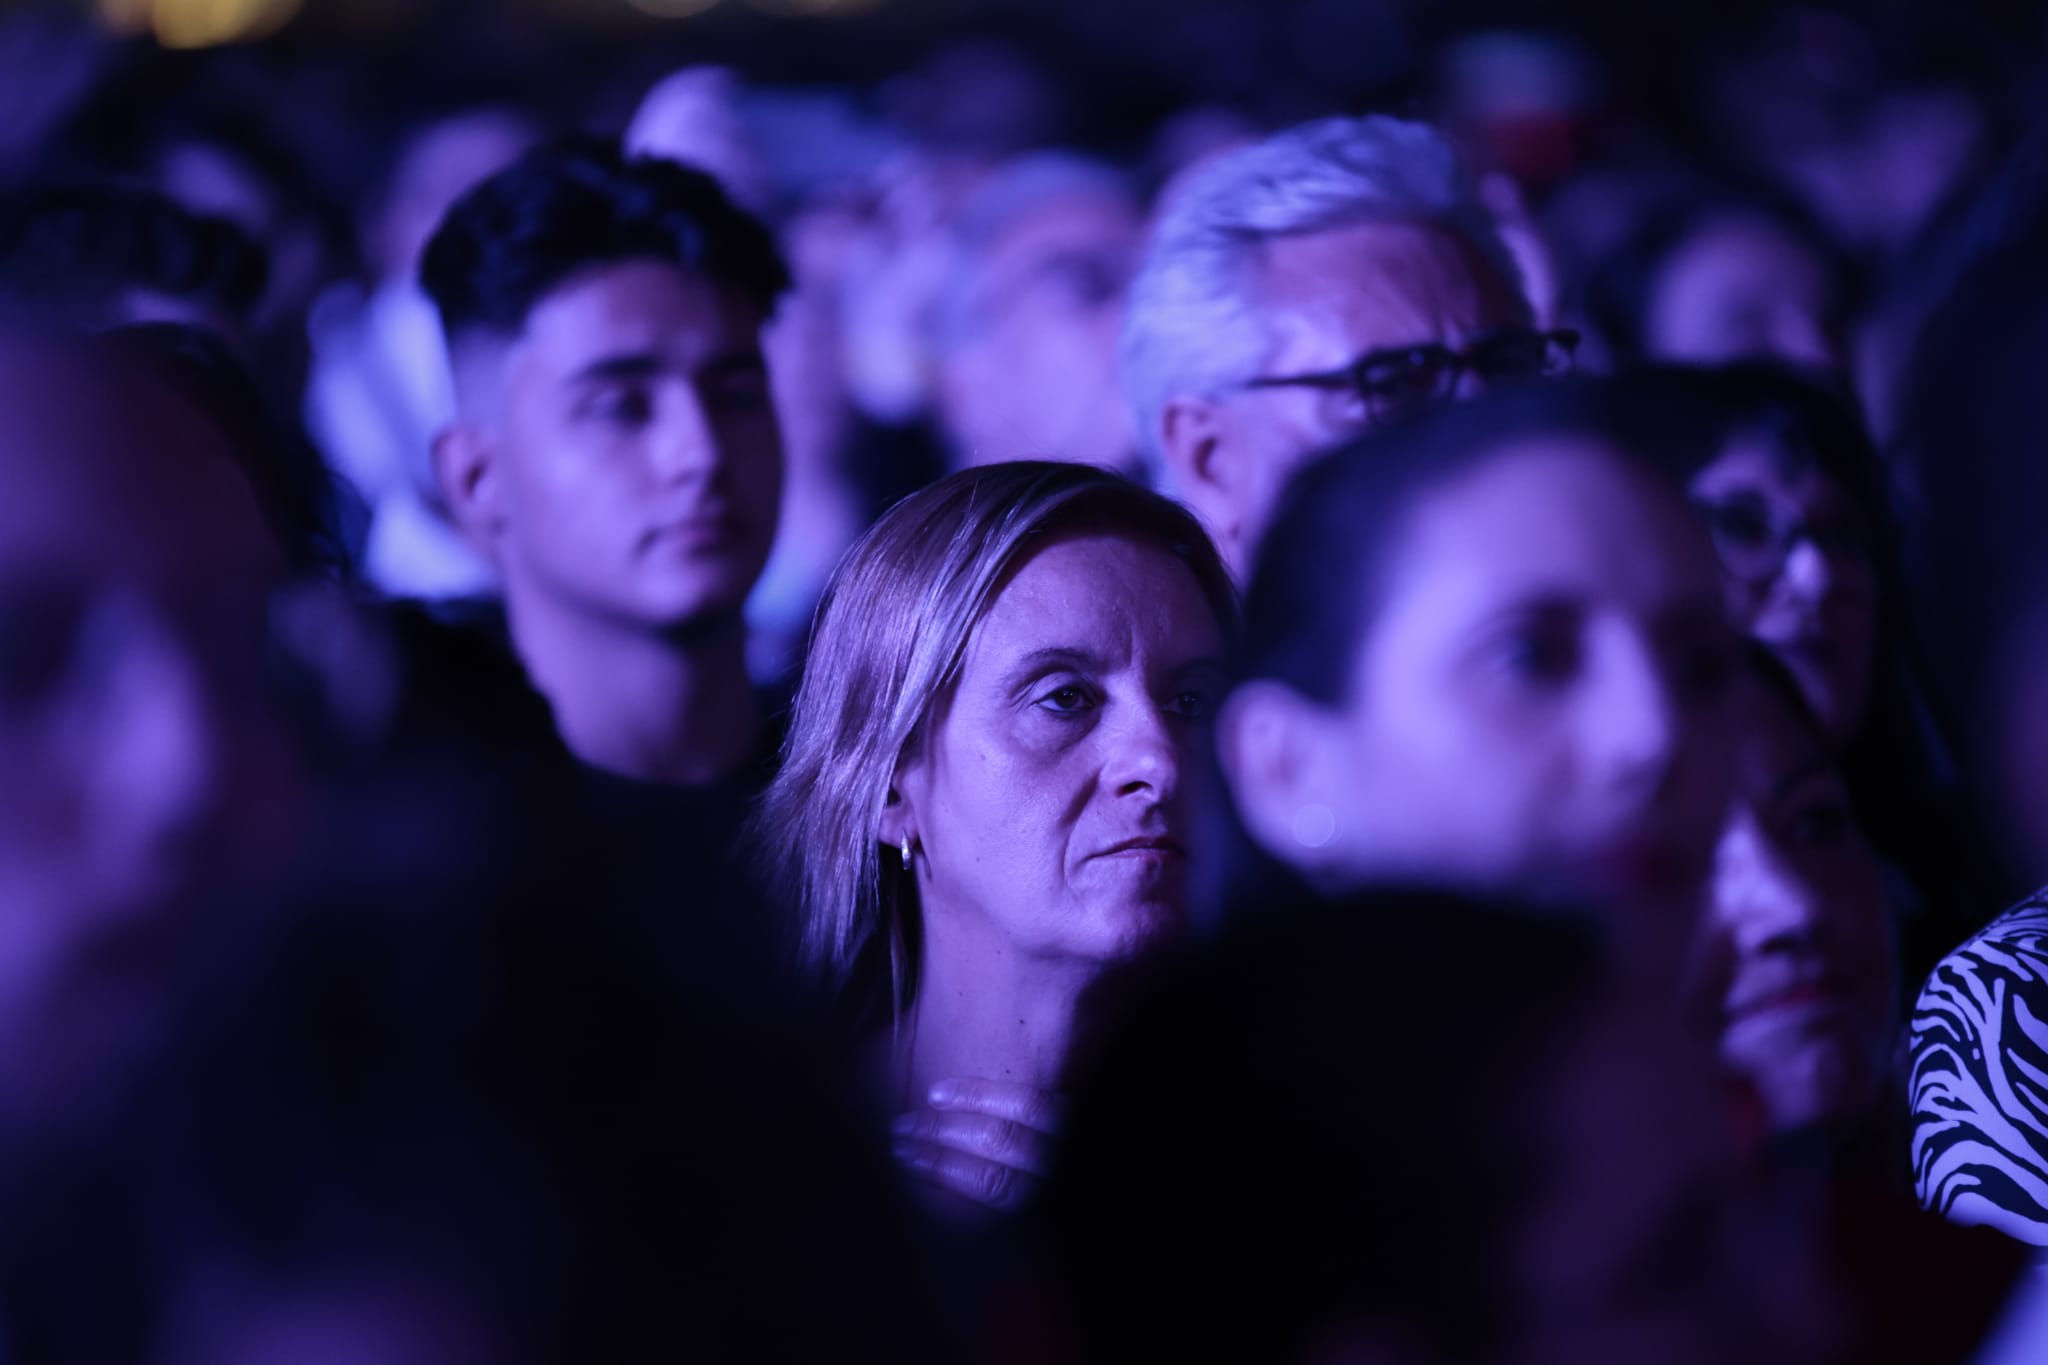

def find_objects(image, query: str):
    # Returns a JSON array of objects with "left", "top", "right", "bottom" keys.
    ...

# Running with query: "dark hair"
[
  {"left": 1237, "top": 374, "right": 1713, "bottom": 708},
  {"left": 1622, "top": 363, "right": 1983, "bottom": 976},
  {"left": 0, "top": 183, "right": 267, "bottom": 327},
  {"left": 1212, "top": 376, "right": 1714, "bottom": 917},
  {"left": 1049, "top": 888, "right": 1605, "bottom": 1364},
  {"left": 1582, "top": 177, "right": 1854, "bottom": 366},
  {"left": 95, "top": 322, "right": 347, "bottom": 579},
  {"left": 419, "top": 133, "right": 790, "bottom": 346}
]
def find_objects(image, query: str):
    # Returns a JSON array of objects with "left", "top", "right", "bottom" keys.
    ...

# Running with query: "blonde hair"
[{"left": 753, "top": 461, "right": 1234, "bottom": 1016}]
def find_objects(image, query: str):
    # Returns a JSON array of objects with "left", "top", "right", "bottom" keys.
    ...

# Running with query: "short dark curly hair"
[{"left": 419, "top": 133, "right": 790, "bottom": 346}]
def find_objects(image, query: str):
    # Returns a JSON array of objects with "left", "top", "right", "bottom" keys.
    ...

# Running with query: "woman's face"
[
  {"left": 895, "top": 531, "right": 1226, "bottom": 964},
  {"left": 1690, "top": 439, "right": 1879, "bottom": 740},
  {"left": 1706, "top": 682, "right": 1896, "bottom": 1133},
  {"left": 1228, "top": 441, "right": 1741, "bottom": 979}
]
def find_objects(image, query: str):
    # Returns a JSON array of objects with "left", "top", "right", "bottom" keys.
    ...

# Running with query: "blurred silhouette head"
[
  {"left": 0, "top": 182, "right": 267, "bottom": 346},
  {"left": 422, "top": 135, "right": 791, "bottom": 637},
  {"left": 1588, "top": 183, "right": 1851, "bottom": 374},
  {"left": 928, "top": 153, "right": 1144, "bottom": 474},
  {"left": 1052, "top": 888, "right": 1839, "bottom": 1365},
  {"left": 0, "top": 325, "right": 297, "bottom": 1129}
]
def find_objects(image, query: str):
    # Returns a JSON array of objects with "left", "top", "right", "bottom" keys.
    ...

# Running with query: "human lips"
[
  {"left": 1092, "top": 835, "right": 1188, "bottom": 863},
  {"left": 1724, "top": 970, "right": 1856, "bottom": 1026},
  {"left": 642, "top": 513, "right": 746, "bottom": 553}
]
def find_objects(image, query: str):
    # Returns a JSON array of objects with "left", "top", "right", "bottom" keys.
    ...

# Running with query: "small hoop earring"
[{"left": 900, "top": 835, "right": 914, "bottom": 872}]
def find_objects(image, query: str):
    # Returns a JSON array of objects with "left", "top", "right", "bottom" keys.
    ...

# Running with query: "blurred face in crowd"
[
  {"left": 1166, "top": 219, "right": 1529, "bottom": 576},
  {"left": 0, "top": 343, "right": 294, "bottom": 1111},
  {"left": 438, "top": 259, "right": 784, "bottom": 634},
  {"left": 891, "top": 532, "right": 1226, "bottom": 965},
  {"left": 1225, "top": 441, "right": 1740, "bottom": 977},
  {"left": 1645, "top": 214, "right": 1836, "bottom": 372},
  {"left": 932, "top": 181, "right": 1144, "bottom": 474},
  {"left": 1706, "top": 679, "right": 1894, "bottom": 1133},
  {"left": 1690, "top": 437, "right": 1878, "bottom": 740},
  {"left": 1507, "top": 986, "right": 1842, "bottom": 1365}
]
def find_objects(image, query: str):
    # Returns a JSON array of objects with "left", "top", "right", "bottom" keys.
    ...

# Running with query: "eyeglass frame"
[
  {"left": 1234, "top": 325, "right": 1582, "bottom": 425},
  {"left": 1689, "top": 491, "right": 1877, "bottom": 588}
]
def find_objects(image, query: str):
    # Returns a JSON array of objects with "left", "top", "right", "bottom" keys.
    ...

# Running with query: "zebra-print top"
[{"left": 1909, "top": 890, "right": 2048, "bottom": 1245}]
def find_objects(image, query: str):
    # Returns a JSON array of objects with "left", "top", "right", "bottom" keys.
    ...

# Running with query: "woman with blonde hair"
[{"left": 754, "top": 460, "right": 1234, "bottom": 1217}]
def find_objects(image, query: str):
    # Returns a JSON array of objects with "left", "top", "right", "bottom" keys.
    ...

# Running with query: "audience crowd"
[{"left": 6, "top": 4, "right": 2048, "bottom": 1360}]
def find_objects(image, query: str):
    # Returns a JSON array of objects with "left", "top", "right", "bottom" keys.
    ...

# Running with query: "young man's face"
[{"left": 472, "top": 258, "right": 783, "bottom": 632}]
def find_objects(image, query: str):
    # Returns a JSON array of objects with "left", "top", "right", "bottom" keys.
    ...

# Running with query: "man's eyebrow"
[{"left": 566, "top": 351, "right": 662, "bottom": 385}]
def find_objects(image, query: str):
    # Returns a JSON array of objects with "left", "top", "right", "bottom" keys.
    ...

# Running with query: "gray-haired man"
[{"left": 1123, "top": 115, "right": 1569, "bottom": 576}]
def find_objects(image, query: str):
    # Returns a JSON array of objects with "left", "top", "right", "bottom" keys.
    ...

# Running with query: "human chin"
[
  {"left": 1070, "top": 861, "right": 1190, "bottom": 957},
  {"left": 1723, "top": 1008, "right": 1876, "bottom": 1128}
]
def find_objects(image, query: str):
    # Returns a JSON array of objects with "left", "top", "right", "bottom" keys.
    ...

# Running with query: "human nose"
[
  {"left": 1585, "top": 635, "right": 1681, "bottom": 792},
  {"left": 646, "top": 395, "right": 719, "bottom": 484},
  {"left": 1776, "top": 537, "right": 1838, "bottom": 606},
  {"left": 90, "top": 613, "right": 227, "bottom": 859},
  {"left": 1103, "top": 699, "right": 1183, "bottom": 803},
  {"left": 1717, "top": 819, "right": 1827, "bottom": 954}
]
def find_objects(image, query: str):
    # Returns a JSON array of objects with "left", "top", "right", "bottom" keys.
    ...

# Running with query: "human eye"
[
  {"left": 1783, "top": 791, "right": 1854, "bottom": 849},
  {"left": 1700, "top": 497, "right": 1775, "bottom": 554},
  {"left": 1163, "top": 683, "right": 1218, "bottom": 722},
  {"left": 1034, "top": 679, "right": 1098, "bottom": 718},
  {"left": 579, "top": 381, "right": 655, "bottom": 427},
  {"left": 1486, "top": 616, "right": 1581, "bottom": 687}
]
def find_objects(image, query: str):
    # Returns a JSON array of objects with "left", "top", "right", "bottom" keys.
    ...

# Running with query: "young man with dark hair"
[{"left": 421, "top": 134, "right": 790, "bottom": 792}]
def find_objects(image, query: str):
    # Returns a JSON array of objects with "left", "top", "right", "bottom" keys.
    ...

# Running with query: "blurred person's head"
[
  {"left": 100, "top": 322, "right": 346, "bottom": 580},
  {"left": 422, "top": 135, "right": 790, "bottom": 645},
  {"left": 928, "top": 154, "right": 1144, "bottom": 474},
  {"left": 1587, "top": 183, "right": 1852, "bottom": 374},
  {"left": 1631, "top": 365, "right": 1886, "bottom": 741},
  {"left": 1121, "top": 114, "right": 1537, "bottom": 576},
  {"left": 1216, "top": 378, "right": 1740, "bottom": 981},
  {"left": 1709, "top": 650, "right": 1896, "bottom": 1137},
  {"left": 1051, "top": 889, "right": 1839, "bottom": 1365},
  {"left": 626, "top": 66, "right": 767, "bottom": 214},
  {"left": 0, "top": 771, "right": 934, "bottom": 1365},
  {"left": 363, "top": 105, "right": 538, "bottom": 289},
  {"left": 0, "top": 325, "right": 298, "bottom": 1129},
  {"left": 0, "top": 183, "right": 266, "bottom": 346},
  {"left": 754, "top": 462, "right": 1234, "bottom": 1014}
]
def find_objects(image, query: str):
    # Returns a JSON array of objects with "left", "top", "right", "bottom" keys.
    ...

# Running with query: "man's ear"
[
  {"left": 431, "top": 423, "right": 504, "bottom": 548},
  {"left": 1159, "top": 393, "right": 1241, "bottom": 555},
  {"left": 1217, "top": 679, "right": 1350, "bottom": 872}
]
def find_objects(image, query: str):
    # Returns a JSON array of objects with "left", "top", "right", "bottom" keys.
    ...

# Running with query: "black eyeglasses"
[
  {"left": 1692, "top": 493, "right": 1876, "bottom": 587},
  {"left": 1240, "top": 326, "right": 1580, "bottom": 426}
]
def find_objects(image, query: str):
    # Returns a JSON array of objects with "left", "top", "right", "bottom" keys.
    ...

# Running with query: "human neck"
[
  {"left": 507, "top": 590, "right": 758, "bottom": 786},
  {"left": 893, "top": 909, "right": 1103, "bottom": 1105}
]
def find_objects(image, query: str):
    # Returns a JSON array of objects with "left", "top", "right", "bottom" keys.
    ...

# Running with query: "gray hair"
[{"left": 1120, "top": 115, "right": 1527, "bottom": 468}]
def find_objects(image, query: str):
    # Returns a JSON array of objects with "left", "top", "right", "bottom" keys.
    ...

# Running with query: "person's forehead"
[
  {"left": 512, "top": 260, "right": 762, "bottom": 367},
  {"left": 1395, "top": 440, "right": 1717, "bottom": 605},
  {"left": 967, "top": 532, "right": 1217, "bottom": 658},
  {"left": 1250, "top": 218, "right": 1526, "bottom": 361}
]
